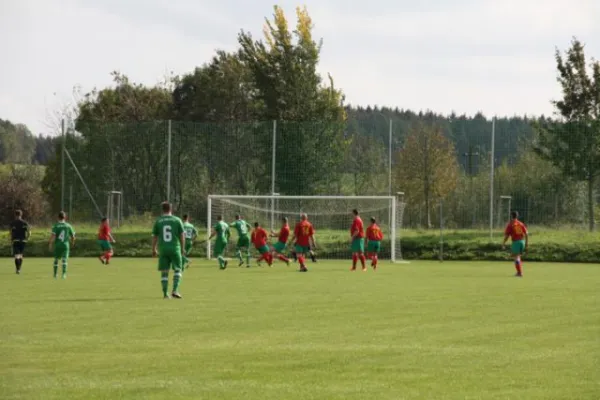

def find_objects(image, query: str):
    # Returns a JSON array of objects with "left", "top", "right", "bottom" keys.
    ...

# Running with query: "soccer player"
[
  {"left": 270, "top": 217, "right": 290, "bottom": 265},
  {"left": 503, "top": 211, "right": 529, "bottom": 277},
  {"left": 366, "top": 217, "right": 384, "bottom": 270},
  {"left": 98, "top": 217, "right": 116, "bottom": 265},
  {"left": 350, "top": 209, "right": 367, "bottom": 271},
  {"left": 209, "top": 215, "right": 230, "bottom": 270},
  {"left": 182, "top": 214, "right": 198, "bottom": 269},
  {"left": 10, "top": 209, "right": 30, "bottom": 274},
  {"left": 152, "top": 202, "right": 186, "bottom": 299},
  {"left": 230, "top": 214, "right": 252, "bottom": 267},
  {"left": 290, "top": 227, "right": 317, "bottom": 263},
  {"left": 291, "top": 213, "right": 316, "bottom": 272},
  {"left": 48, "top": 211, "right": 75, "bottom": 279},
  {"left": 251, "top": 222, "right": 273, "bottom": 266}
]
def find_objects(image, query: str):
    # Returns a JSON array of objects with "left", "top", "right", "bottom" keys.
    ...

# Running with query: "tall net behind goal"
[{"left": 207, "top": 195, "right": 406, "bottom": 262}]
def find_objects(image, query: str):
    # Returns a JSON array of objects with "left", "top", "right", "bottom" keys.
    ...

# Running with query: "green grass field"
[{"left": 1, "top": 258, "right": 598, "bottom": 399}]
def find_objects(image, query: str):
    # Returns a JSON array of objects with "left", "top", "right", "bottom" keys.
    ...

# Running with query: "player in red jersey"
[
  {"left": 291, "top": 213, "right": 316, "bottom": 272},
  {"left": 97, "top": 217, "right": 116, "bottom": 265},
  {"left": 270, "top": 217, "right": 290, "bottom": 265},
  {"left": 350, "top": 209, "right": 367, "bottom": 271},
  {"left": 366, "top": 217, "right": 384, "bottom": 270},
  {"left": 502, "top": 211, "right": 529, "bottom": 277},
  {"left": 251, "top": 222, "right": 273, "bottom": 267}
]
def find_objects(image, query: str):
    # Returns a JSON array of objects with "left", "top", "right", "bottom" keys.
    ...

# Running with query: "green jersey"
[
  {"left": 230, "top": 219, "right": 251, "bottom": 237},
  {"left": 213, "top": 221, "right": 230, "bottom": 242},
  {"left": 183, "top": 222, "right": 198, "bottom": 242},
  {"left": 52, "top": 222, "right": 75, "bottom": 248},
  {"left": 152, "top": 215, "right": 185, "bottom": 252}
]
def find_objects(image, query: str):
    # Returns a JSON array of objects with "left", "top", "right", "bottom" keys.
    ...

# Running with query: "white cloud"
[{"left": 0, "top": 0, "right": 599, "bottom": 134}]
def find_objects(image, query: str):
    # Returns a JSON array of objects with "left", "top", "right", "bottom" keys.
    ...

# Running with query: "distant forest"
[
  {"left": 0, "top": 118, "right": 56, "bottom": 165},
  {"left": 1, "top": 108, "right": 535, "bottom": 168}
]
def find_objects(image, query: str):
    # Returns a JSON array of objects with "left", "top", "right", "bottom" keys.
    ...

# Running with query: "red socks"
[
  {"left": 278, "top": 254, "right": 289, "bottom": 263},
  {"left": 104, "top": 251, "right": 112, "bottom": 263},
  {"left": 298, "top": 255, "right": 306, "bottom": 267},
  {"left": 372, "top": 255, "right": 378, "bottom": 267},
  {"left": 352, "top": 254, "right": 358, "bottom": 269},
  {"left": 515, "top": 258, "right": 522, "bottom": 275},
  {"left": 359, "top": 254, "right": 366, "bottom": 268}
]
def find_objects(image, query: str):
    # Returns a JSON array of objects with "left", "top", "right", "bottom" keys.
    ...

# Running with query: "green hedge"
[{"left": 2, "top": 231, "right": 600, "bottom": 262}]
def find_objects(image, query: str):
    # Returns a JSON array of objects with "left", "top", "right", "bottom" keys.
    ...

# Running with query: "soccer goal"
[{"left": 207, "top": 195, "right": 406, "bottom": 262}]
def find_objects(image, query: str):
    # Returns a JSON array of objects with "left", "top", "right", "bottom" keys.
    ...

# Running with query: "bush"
[{"left": 0, "top": 165, "right": 49, "bottom": 226}]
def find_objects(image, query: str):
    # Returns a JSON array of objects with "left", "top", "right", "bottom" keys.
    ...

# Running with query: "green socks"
[
  {"left": 218, "top": 256, "right": 225, "bottom": 268},
  {"left": 53, "top": 259, "right": 58, "bottom": 277},
  {"left": 161, "top": 272, "right": 169, "bottom": 296},
  {"left": 173, "top": 270, "right": 182, "bottom": 293},
  {"left": 235, "top": 250, "right": 243, "bottom": 263},
  {"left": 246, "top": 250, "right": 251, "bottom": 266}
]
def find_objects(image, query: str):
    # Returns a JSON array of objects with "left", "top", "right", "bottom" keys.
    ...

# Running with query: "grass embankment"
[{"left": 1, "top": 224, "right": 599, "bottom": 262}]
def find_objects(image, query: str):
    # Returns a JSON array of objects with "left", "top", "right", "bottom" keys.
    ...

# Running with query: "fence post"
[
  {"left": 439, "top": 199, "right": 444, "bottom": 262},
  {"left": 388, "top": 119, "right": 393, "bottom": 196},
  {"left": 69, "top": 185, "right": 73, "bottom": 219},
  {"left": 167, "top": 120, "right": 172, "bottom": 202},
  {"left": 489, "top": 117, "right": 496, "bottom": 240},
  {"left": 271, "top": 120, "right": 277, "bottom": 195},
  {"left": 61, "top": 119, "right": 65, "bottom": 211}
]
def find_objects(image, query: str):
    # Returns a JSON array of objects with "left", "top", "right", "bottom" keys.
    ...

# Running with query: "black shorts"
[{"left": 12, "top": 241, "right": 26, "bottom": 256}]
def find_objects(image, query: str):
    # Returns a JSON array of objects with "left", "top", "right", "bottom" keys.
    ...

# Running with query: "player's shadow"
[{"left": 21, "top": 298, "right": 141, "bottom": 303}]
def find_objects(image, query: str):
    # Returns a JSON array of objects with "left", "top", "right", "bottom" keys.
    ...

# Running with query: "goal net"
[{"left": 207, "top": 195, "right": 406, "bottom": 262}]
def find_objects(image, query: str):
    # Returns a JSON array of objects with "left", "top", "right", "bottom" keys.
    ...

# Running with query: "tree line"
[{"left": 0, "top": 119, "right": 56, "bottom": 164}]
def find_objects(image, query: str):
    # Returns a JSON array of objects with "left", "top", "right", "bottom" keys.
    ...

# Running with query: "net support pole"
[
  {"left": 391, "top": 196, "right": 396, "bottom": 262},
  {"left": 388, "top": 118, "right": 393, "bottom": 196},
  {"left": 69, "top": 185, "right": 73, "bottom": 218},
  {"left": 61, "top": 118, "right": 65, "bottom": 211},
  {"left": 489, "top": 117, "right": 495, "bottom": 240},
  {"left": 207, "top": 196, "right": 212, "bottom": 259},
  {"left": 167, "top": 120, "right": 172, "bottom": 203},
  {"left": 271, "top": 120, "right": 277, "bottom": 195},
  {"left": 271, "top": 120, "right": 277, "bottom": 231}
]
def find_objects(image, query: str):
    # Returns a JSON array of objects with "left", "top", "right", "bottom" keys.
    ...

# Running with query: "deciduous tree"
[
  {"left": 534, "top": 38, "right": 600, "bottom": 231},
  {"left": 395, "top": 123, "right": 459, "bottom": 228}
]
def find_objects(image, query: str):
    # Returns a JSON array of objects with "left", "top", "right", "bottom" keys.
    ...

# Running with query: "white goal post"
[{"left": 207, "top": 195, "right": 406, "bottom": 262}]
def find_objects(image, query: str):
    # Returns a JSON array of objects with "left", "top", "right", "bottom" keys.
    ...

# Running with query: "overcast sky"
[{"left": 1, "top": 0, "right": 599, "bottom": 135}]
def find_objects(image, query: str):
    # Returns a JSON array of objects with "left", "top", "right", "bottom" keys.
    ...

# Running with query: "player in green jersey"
[
  {"left": 152, "top": 202, "right": 186, "bottom": 299},
  {"left": 48, "top": 211, "right": 75, "bottom": 279},
  {"left": 229, "top": 214, "right": 252, "bottom": 267},
  {"left": 209, "top": 215, "right": 230, "bottom": 270},
  {"left": 182, "top": 214, "right": 198, "bottom": 269}
]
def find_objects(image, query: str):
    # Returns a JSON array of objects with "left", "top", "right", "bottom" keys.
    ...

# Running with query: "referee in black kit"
[{"left": 10, "top": 210, "right": 30, "bottom": 274}]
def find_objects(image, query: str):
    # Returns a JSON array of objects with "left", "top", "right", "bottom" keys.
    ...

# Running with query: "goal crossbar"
[{"left": 208, "top": 195, "right": 396, "bottom": 200}]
